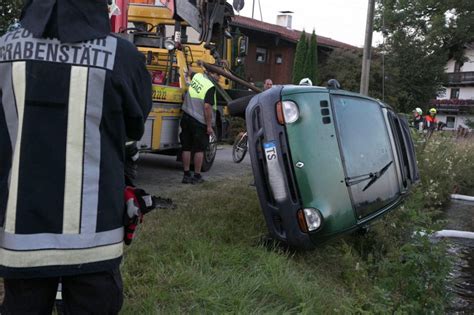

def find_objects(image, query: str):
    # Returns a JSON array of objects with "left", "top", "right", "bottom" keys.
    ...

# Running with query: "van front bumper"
[{"left": 245, "top": 87, "right": 315, "bottom": 249}]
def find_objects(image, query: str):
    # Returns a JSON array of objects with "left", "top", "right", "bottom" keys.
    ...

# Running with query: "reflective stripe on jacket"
[{"left": 182, "top": 73, "right": 217, "bottom": 126}]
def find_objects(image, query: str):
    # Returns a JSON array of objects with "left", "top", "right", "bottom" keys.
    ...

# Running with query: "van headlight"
[
  {"left": 298, "top": 208, "right": 322, "bottom": 232},
  {"left": 276, "top": 101, "right": 300, "bottom": 124}
]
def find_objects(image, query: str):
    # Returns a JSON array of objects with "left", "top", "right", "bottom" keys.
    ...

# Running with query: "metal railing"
[{"left": 447, "top": 71, "right": 474, "bottom": 85}]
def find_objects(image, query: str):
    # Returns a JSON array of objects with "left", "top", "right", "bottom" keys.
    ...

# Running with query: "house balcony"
[
  {"left": 446, "top": 71, "right": 474, "bottom": 86},
  {"left": 430, "top": 99, "right": 474, "bottom": 114}
]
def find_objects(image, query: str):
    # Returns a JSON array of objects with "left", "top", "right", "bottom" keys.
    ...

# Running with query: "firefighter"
[
  {"left": 0, "top": 0, "right": 152, "bottom": 313},
  {"left": 412, "top": 107, "right": 424, "bottom": 131},
  {"left": 180, "top": 70, "right": 219, "bottom": 184},
  {"left": 424, "top": 108, "right": 439, "bottom": 130}
]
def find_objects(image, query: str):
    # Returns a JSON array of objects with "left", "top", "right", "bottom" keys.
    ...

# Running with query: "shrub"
[{"left": 227, "top": 116, "right": 246, "bottom": 144}]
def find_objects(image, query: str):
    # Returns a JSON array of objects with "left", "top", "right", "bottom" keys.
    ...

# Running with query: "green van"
[{"left": 245, "top": 83, "right": 419, "bottom": 249}]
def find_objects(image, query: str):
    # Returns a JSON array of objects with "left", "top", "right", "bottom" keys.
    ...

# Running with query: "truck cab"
[{"left": 246, "top": 84, "right": 419, "bottom": 249}]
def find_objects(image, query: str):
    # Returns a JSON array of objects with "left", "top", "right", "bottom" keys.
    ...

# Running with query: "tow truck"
[{"left": 110, "top": 0, "right": 257, "bottom": 171}]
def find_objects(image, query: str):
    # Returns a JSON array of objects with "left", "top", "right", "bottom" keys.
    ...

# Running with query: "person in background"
[
  {"left": 412, "top": 107, "right": 424, "bottom": 131},
  {"left": 180, "top": 70, "right": 219, "bottom": 184},
  {"left": 263, "top": 78, "right": 273, "bottom": 90},
  {"left": 0, "top": 0, "right": 152, "bottom": 313},
  {"left": 424, "top": 108, "right": 440, "bottom": 130}
]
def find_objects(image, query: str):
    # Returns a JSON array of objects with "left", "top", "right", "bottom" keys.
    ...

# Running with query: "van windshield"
[{"left": 332, "top": 95, "right": 400, "bottom": 219}]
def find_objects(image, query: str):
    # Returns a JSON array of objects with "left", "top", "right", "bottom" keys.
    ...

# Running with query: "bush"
[
  {"left": 334, "top": 131, "right": 474, "bottom": 312},
  {"left": 227, "top": 117, "right": 246, "bottom": 144}
]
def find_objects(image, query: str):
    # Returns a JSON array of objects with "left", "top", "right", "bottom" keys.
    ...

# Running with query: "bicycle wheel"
[{"left": 232, "top": 133, "right": 248, "bottom": 163}]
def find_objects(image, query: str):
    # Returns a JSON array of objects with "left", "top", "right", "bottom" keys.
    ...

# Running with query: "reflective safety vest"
[{"left": 182, "top": 73, "right": 217, "bottom": 126}]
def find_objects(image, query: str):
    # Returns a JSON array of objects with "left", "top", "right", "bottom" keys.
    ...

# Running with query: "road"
[{"left": 135, "top": 145, "right": 253, "bottom": 195}]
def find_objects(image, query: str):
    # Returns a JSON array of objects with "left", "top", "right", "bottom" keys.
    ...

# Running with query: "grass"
[
  {"left": 120, "top": 132, "right": 474, "bottom": 314},
  {"left": 122, "top": 176, "right": 359, "bottom": 313},
  {"left": 1, "top": 132, "right": 472, "bottom": 313}
]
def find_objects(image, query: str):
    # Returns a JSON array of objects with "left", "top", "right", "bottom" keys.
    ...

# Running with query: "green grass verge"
[
  {"left": 1, "top": 133, "right": 470, "bottom": 313},
  {"left": 121, "top": 173, "right": 453, "bottom": 313},
  {"left": 122, "top": 177, "right": 358, "bottom": 313}
]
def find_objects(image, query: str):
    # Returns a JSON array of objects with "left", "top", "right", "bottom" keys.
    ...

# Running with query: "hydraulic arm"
[{"left": 159, "top": 0, "right": 234, "bottom": 45}]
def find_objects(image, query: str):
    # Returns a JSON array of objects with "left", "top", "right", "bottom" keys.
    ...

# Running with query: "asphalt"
[{"left": 135, "top": 145, "right": 253, "bottom": 195}]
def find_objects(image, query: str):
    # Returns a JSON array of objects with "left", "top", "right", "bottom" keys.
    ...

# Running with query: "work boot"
[
  {"left": 182, "top": 174, "right": 193, "bottom": 184},
  {"left": 192, "top": 174, "right": 205, "bottom": 184}
]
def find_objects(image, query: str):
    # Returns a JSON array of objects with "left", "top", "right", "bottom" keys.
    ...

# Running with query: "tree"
[
  {"left": 319, "top": 48, "right": 385, "bottom": 101},
  {"left": 292, "top": 30, "right": 307, "bottom": 84},
  {"left": 0, "top": 0, "right": 22, "bottom": 35},
  {"left": 374, "top": 0, "right": 474, "bottom": 112},
  {"left": 303, "top": 29, "right": 318, "bottom": 85}
]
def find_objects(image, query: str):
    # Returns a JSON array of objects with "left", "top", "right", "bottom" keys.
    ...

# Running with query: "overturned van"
[{"left": 245, "top": 84, "right": 419, "bottom": 249}]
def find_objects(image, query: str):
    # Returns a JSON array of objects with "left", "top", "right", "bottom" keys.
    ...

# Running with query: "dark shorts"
[
  {"left": 180, "top": 113, "right": 209, "bottom": 152},
  {"left": 2, "top": 268, "right": 123, "bottom": 314}
]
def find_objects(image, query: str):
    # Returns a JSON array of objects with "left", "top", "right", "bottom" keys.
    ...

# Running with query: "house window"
[
  {"left": 256, "top": 47, "right": 267, "bottom": 63},
  {"left": 454, "top": 61, "right": 462, "bottom": 73},
  {"left": 450, "top": 88, "right": 460, "bottom": 99},
  {"left": 446, "top": 116, "right": 456, "bottom": 128}
]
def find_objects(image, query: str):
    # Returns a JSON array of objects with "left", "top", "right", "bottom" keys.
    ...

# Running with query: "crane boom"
[{"left": 159, "top": 0, "right": 234, "bottom": 44}]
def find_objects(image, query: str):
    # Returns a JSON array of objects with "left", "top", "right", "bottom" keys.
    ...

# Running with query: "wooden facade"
[{"left": 230, "top": 16, "right": 357, "bottom": 87}]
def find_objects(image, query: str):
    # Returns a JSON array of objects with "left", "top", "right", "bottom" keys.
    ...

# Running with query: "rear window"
[{"left": 332, "top": 95, "right": 400, "bottom": 218}]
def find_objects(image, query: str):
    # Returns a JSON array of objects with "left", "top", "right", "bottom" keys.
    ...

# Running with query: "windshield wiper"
[{"left": 344, "top": 161, "right": 393, "bottom": 192}]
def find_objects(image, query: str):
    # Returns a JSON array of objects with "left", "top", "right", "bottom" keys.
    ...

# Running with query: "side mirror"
[{"left": 237, "top": 36, "right": 249, "bottom": 57}]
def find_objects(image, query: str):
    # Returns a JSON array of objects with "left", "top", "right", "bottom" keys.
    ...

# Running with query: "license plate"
[
  {"left": 264, "top": 141, "right": 278, "bottom": 162},
  {"left": 263, "top": 141, "right": 287, "bottom": 201}
]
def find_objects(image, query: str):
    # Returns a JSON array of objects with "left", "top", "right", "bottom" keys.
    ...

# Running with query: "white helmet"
[
  {"left": 414, "top": 107, "right": 422, "bottom": 115},
  {"left": 299, "top": 78, "right": 313, "bottom": 86}
]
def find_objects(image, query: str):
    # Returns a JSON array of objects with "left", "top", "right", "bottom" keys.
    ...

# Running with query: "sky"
[{"left": 230, "top": 0, "right": 384, "bottom": 48}]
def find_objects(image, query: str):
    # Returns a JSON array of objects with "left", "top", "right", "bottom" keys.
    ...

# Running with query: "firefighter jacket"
[
  {"left": 0, "top": 28, "right": 152, "bottom": 278},
  {"left": 414, "top": 115, "right": 424, "bottom": 130},
  {"left": 424, "top": 114, "right": 439, "bottom": 129},
  {"left": 182, "top": 73, "right": 217, "bottom": 126}
]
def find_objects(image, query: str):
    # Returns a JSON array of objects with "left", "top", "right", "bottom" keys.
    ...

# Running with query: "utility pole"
[
  {"left": 252, "top": 0, "right": 255, "bottom": 19},
  {"left": 360, "top": 0, "right": 376, "bottom": 96}
]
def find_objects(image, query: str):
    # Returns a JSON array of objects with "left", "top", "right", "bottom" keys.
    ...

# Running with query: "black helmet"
[{"left": 21, "top": 0, "right": 110, "bottom": 43}]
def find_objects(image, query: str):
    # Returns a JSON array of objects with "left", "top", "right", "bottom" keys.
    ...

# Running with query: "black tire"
[
  {"left": 232, "top": 133, "right": 248, "bottom": 163},
  {"left": 227, "top": 94, "right": 255, "bottom": 118},
  {"left": 201, "top": 133, "right": 217, "bottom": 172}
]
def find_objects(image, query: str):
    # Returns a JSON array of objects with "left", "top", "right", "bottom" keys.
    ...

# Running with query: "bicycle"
[{"left": 232, "top": 131, "right": 248, "bottom": 163}]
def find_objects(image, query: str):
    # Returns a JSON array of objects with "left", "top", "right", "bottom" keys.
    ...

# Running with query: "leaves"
[
  {"left": 374, "top": 0, "right": 474, "bottom": 112},
  {"left": 292, "top": 30, "right": 307, "bottom": 84},
  {"left": 0, "top": 0, "right": 22, "bottom": 35},
  {"left": 303, "top": 30, "right": 318, "bottom": 85}
]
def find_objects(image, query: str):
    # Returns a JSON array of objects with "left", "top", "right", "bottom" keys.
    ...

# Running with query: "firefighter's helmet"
[{"left": 299, "top": 78, "right": 313, "bottom": 86}]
